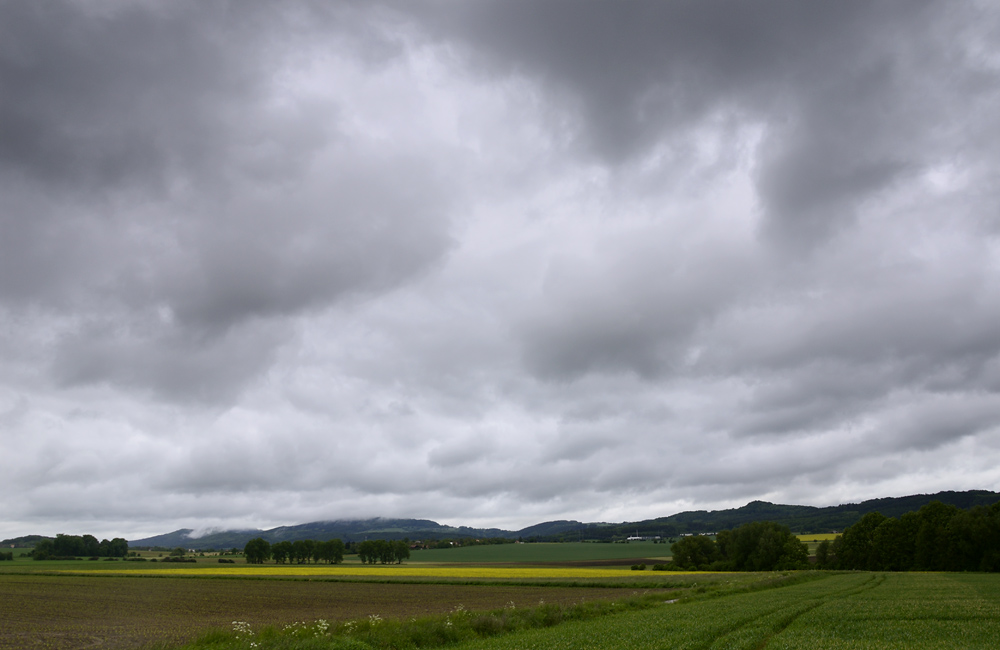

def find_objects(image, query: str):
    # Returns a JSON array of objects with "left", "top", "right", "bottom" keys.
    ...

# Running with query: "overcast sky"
[{"left": 3, "top": 0, "right": 1000, "bottom": 541}]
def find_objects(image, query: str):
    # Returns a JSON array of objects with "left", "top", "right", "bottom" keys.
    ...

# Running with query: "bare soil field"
[{"left": 0, "top": 574, "right": 649, "bottom": 650}]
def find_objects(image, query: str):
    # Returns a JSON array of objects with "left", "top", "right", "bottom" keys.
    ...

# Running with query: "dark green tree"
[
  {"left": 871, "top": 517, "right": 907, "bottom": 570},
  {"left": 815, "top": 539, "right": 832, "bottom": 569},
  {"left": 112, "top": 538, "right": 129, "bottom": 557},
  {"left": 981, "top": 501, "right": 1000, "bottom": 572},
  {"left": 96, "top": 537, "right": 129, "bottom": 558},
  {"left": 81, "top": 534, "right": 100, "bottom": 556},
  {"left": 317, "top": 539, "right": 345, "bottom": 564},
  {"left": 945, "top": 504, "right": 1000, "bottom": 572},
  {"left": 392, "top": 540, "right": 410, "bottom": 564},
  {"left": 828, "top": 535, "right": 843, "bottom": 569},
  {"left": 244, "top": 538, "right": 271, "bottom": 564},
  {"left": 777, "top": 532, "right": 809, "bottom": 569},
  {"left": 356, "top": 540, "right": 374, "bottom": 564},
  {"left": 913, "top": 501, "right": 959, "bottom": 570},
  {"left": 718, "top": 521, "right": 807, "bottom": 571},
  {"left": 53, "top": 534, "right": 83, "bottom": 557},
  {"left": 838, "top": 511, "right": 886, "bottom": 570},
  {"left": 32, "top": 539, "right": 55, "bottom": 560},
  {"left": 375, "top": 539, "right": 394, "bottom": 564},
  {"left": 291, "top": 539, "right": 315, "bottom": 564},
  {"left": 271, "top": 541, "right": 292, "bottom": 564},
  {"left": 896, "top": 510, "right": 921, "bottom": 568},
  {"left": 670, "top": 535, "right": 719, "bottom": 569}
]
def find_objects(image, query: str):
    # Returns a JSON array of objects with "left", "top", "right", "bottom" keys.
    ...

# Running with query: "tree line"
[
  {"left": 31, "top": 534, "right": 129, "bottom": 560},
  {"left": 417, "top": 537, "right": 514, "bottom": 549},
  {"left": 670, "top": 521, "right": 808, "bottom": 571},
  {"left": 816, "top": 499, "right": 1000, "bottom": 572},
  {"left": 244, "top": 538, "right": 347, "bottom": 564},
  {"left": 356, "top": 539, "right": 410, "bottom": 564}
]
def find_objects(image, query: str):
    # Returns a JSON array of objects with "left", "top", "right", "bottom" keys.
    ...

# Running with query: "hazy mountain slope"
[
  {"left": 129, "top": 518, "right": 512, "bottom": 550},
  {"left": 537, "top": 490, "right": 1000, "bottom": 541}
]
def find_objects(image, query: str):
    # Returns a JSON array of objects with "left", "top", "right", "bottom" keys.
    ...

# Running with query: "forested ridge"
[{"left": 545, "top": 490, "right": 1000, "bottom": 542}]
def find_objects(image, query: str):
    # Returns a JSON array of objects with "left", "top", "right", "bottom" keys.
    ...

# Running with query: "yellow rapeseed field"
[
  {"left": 795, "top": 533, "right": 839, "bottom": 542},
  {"left": 71, "top": 565, "right": 708, "bottom": 579}
]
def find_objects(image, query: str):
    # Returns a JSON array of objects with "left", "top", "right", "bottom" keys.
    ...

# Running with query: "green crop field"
[
  {"left": 450, "top": 573, "right": 1000, "bottom": 650},
  {"left": 409, "top": 541, "right": 671, "bottom": 564}
]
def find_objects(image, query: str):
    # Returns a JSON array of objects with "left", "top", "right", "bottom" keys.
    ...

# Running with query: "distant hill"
[
  {"left": 0, "top": 534, "right": 52, "bottom": 547},
  {"left": 128, "top": 528, "right": 261, "bottom": 550},
  {"left": 514, "top": 520, "right": 607, "bottom": 538},
  {"left": 534, "top": 490, "right": 1000, "bottom": 541},
  {"left": 123, "top": 489, "right": 1000, "bottom": 549},
  {"left": 129, "top": 518, "right": 512, "bottom": 550}
]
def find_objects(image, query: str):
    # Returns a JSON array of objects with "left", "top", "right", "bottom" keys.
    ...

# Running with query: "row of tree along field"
[
  {"left": 816, "top": 499, "right": 1000, "bottom": 571},
  {"left": 30, "top": 534, "right": 129, "bottom": 560},
  {"left": 244, "top": 538, "right": 347, "bottom": 564},
  {"left": 243, "top": 537, "right": 422, "bottom": 565}
]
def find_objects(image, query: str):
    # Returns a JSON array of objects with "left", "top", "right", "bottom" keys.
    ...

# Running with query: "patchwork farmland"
[{"left": 2, "top": 552, "right": 999, "bottom": 649}]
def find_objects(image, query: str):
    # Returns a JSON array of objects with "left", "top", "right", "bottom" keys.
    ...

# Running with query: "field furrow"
[{"left": 452, "top": 574, "right": 999, "bottom": 650}]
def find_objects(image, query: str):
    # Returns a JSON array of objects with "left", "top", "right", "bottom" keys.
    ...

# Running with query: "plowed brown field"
[{"left": 0, "top": 575, "right": 645, "bottom": 650}]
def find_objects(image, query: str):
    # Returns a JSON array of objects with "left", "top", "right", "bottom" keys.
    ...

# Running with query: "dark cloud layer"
[
  {"left": 0, "top": 1, "right": 454, "bottom": 402},
  {"left": 418, "top": 0, "right": 997, "bottom": 246},
  {"left": 2, "top": 1, "right": 999, "bottom": 540}
]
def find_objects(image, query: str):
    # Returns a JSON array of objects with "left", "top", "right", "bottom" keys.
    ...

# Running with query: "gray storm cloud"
[
  {"left": 1, "top": 1, "right": 454, "bottom": 402},
  {"left": 2, "top": 0, "right": 999, "bottom": 540}
]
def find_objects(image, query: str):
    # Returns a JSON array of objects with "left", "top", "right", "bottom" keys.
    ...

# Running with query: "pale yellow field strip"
[
  {"left": 66, "top": 566, "right": 709, "bottom": 579},
  {"left": 796, "top": 533, "right": 839, "bottom": 541}
]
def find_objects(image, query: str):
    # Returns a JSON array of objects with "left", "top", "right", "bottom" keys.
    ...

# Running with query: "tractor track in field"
[{"left": 707, "top": 573, "right": 887, "bottom": 650}]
